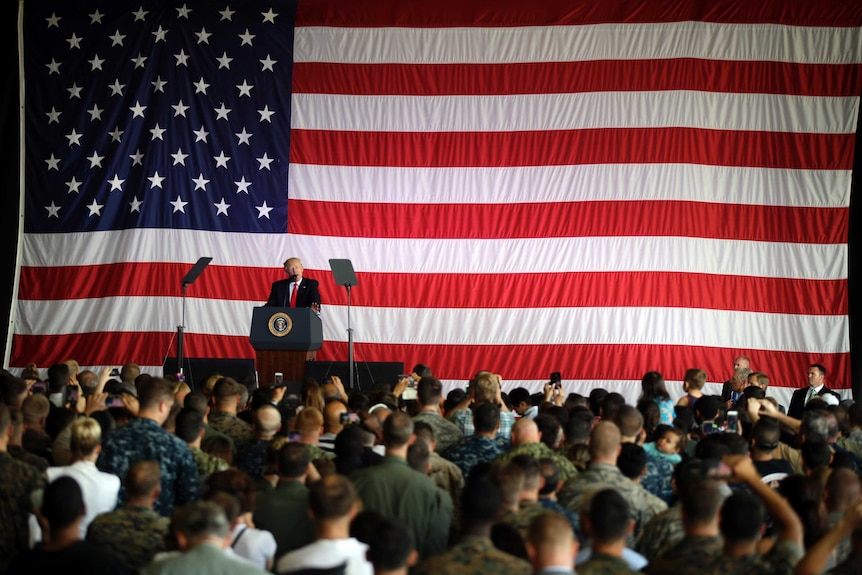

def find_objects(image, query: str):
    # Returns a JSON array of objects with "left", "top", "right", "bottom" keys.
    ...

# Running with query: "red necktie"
[{"left": 289, "top": 281, "right": 298, "bottom": 307}]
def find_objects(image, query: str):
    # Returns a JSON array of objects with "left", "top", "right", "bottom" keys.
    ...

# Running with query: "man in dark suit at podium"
[{"left": 266, "top": 257, "right": 321, "bottom": 310}]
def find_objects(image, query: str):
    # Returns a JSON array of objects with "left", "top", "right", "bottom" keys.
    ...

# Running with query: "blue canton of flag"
[{"left": 24, "top": 0, "right": 297, "bottom": 233}]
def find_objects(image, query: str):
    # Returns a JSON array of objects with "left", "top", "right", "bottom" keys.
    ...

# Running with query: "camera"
[
  {"left": 65, "top": 386, "right": 80, "bottom": 404},
  {"left": 106, "top": 394, "right": 125, "bottom": 408},
  {"left": 340, "top": 412, "right": 360, "bottom": 425},
  {"left": 30, "top": 381, "right": 47, "bottom": 394},
  {"left": 550, "top": 372, "right": 562, "bottom": 388},
  {"left": 110, "top": 368, "right": 121, "bottom": 377},
  {"left": 726, "top": 410, "right": 739, "bottom": 434}
]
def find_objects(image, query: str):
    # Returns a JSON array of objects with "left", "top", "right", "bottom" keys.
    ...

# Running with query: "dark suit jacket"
[
  {"left": 266, "top": 277, "right": 320, "bottom": 308},
  {"left": 787, "top": 385, "right": 841, "bottom": 419}
]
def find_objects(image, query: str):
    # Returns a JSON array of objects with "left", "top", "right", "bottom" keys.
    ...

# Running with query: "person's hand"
[
  {"left": 553, "top": 385, "right": 564, "bottom": 407},
  {"left": 121, "top": 393, "right": 140, "bottom": 416},
  {"left": 724, "top": 454, "right": 759, "bottom": 484},
  {"left": 84, "top": 392, "right": 108, "bottom": 416},
  {"left": 746, "top": 397, "right": 761, "bottom": 419},
  {"left": 393, "top": 376, "right": 410, "bottom": 398},
  {"left": 310, "top": 302, "right": 321, "bottom": 314},
  {"left": 543, "top": 382, "right": 553, "bottom": 401},
  {"left": 330, "top": 375, "right": 347, "bottom": 400},
  {"left": 758, "top": 400, "right": 779, "bottom": 417},
  {"left": 270, "top": 386, "right": 287, "bottom": 404},
  {"left": 841, "top": 499, "right": 862, "bottom": 529}
]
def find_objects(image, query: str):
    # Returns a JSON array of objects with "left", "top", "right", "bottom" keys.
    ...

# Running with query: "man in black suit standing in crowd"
[
  {"left": 787, "top": 363, "right": 841, "bottom": 419},
  {"left": 266, "top": 257, "right": 321, "bottom": 310}
]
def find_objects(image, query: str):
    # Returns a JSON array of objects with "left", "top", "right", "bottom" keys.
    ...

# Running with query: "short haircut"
[
  {"left": 47, "top": 363, "right": 71, "bottom": 393},
  {"left": 365, "top": 515, "right": 415, "bottom": 571},
  {"left": 2, "top": 376, "right": 28, "bottom": 406},
  {"left": 77, "top": 370, "right": 98, "bottom": 395},
  {"left": 255, "top": 404, "right": 282, "bottom": 437},
  {"left": 309, "top": 474, "right": 357, "bottom": 520},
  {"left": 69, "top": 417, "right": 102, "bottom": 459},
  {"left": 382, "top": 411, "right": 414, "bottom": 448},
  {"left": 412, "top": 364, "right": 432, "bottom": 378},
  {"left": 751, "top": 416, "right": 781, "bottom": 452},
  {"left": 183, "top": 391, "right": 208, "bottom": 414},
  {"left": 600, "top": 393, "right": 626, "bottom": 421},
  {"left": 41, "top": 476, "right": 84, "bottom": 530},
  {"left": 212, "top": 377, "right": 243, "bottom": 399},
  {"left": 801, "top": 441, "right": 831, "bottom": 470},
  {"left": 538, "top": 458, "right": 560, "bottom": 496},
  {"left": 614, "top": 405, "right": 644, "bottom": 438},
  {"left": 204, "top": 490, "right": 241, "bottom": 523},
  {"left": 589, "top": 421, "right": 622, "bottom": 460},
  {"left": 22, "top": 394, "right": 50, "bottom": 424},
  {"left": 801, "top": 410, "right": 830, "bottom": 443},
  {"left": 694, "top": 395, "right": 724, "bottom": 421},
  {"left": 473, "top": 402, "right": 501, "bottom": 433},
  {"left": 296, "top": 406, "right": 324, "bottom": 435},
  {"left": 527, "top": 511, "right": 574, "bottom": 549},
  {"left": 720, "top": 491, "right": 764, "bottom": 542},
  {"left": 120, "top": 363, "right": 141, "bottom": 384},
  {"left": 125, "top": 460, "right": 161, "bottom": 499},
  {"left": 616, "top": 443, "right": 647, "bottom": 479},
  {"left": 461, "top": 477, "right": 504, "bottom": 524},
  {"left": 749, "top": 372, "right": 769, "bottom": 389},
  {"left": 509, "top": 387, "right": 530, "bottom": 406},
  {"left": 138, "top": 377, "right": 175, "bottom": 411},
  {"left": 492, "top": 461, "right": 525, "bottom": 508},
  {"left": 510, "top": 454, "right": 541, "bottom": 491},
  {"left": 416, "top": 376, "right": 443, "bottom": 407},
  {"left": 277, "top": 442, "right": 311, "bottom": 479},
  {"left": 565, "top": 407, "right": 594, "bottom": 443},
  {"left": 684, "top": 368, "right": 708, "bottom": 391},
  {"left": 810, "top": 363, "right": 827, "bottom": 377},
  {"left": 172, "top": 501, "right": 230, "bottom": 540},
  {"left": 175, "top": 408, "right": 204, "bottom": 444},
  {"left": 407, "top": 439, "right": 431, "bottom": 473},
  {"left": 534, "top": 413, "right": 561, "bottom": 449},
  {"left": 588, "top": 488, "right": 631, "bottom": 544},
  {"left": 680, "top": 478, "right": 721, "bottom": 527},
  {"left": 413, "top": 420, "right": 435, "bottom": 446}
]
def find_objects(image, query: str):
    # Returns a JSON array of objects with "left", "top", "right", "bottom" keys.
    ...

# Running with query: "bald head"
[
  {"left": 589, "top": 421, "right": 622, "bottom": 462},
  {"left": 526, "top": 512, "right": 578, "bottom": 571},
  {"left": 512, "top": 417, "right": 540, "bottom": 446},
  {"left": 323, "top": 400, "right": 348, "bottom": 432},
  {"left": 255, "top": 405, "right": 282, "bottom": 439}
]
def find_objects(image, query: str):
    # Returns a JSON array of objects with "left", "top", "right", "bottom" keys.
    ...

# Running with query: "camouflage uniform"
[
  {"left": 641, "top": 442, "right": 678, "bottom": 504},
  {"left": 416, "top": 535, "right": 531, "bottom": 575},
  {"left": 499, "top": 499, "right": 548, "bottom": 541},
  {"left": 190, "top": 446, "right": 229, "bottom": 481},
  {"left": 557, "top": 462, "right": 667, "bottom": 545},
  {"left": 86, "top": 505, "right": 171, "bottom": 572},
  {"left": 8, "top": 445, "right": 49, "bottom": 472},
  {"left": 98, "top": 417, "right": 200, "bottom": 517},
  {"left": 429, "top": 451, "right": 465, "bottom": 504},
  {"left": 235, "top": 439, "right": 270, "bottom": 479},
  {"left": 443, "top": 434, "right": 510, "bottom": 480},
  {"left": 304, "top": 442, "right": 335, "bottom": 461},
  {"left": 577, "top": 551, "right": 639, "bottom": 575},
  {"left": 208, "top": 411, "right": 255, "bottom": 450},
  {"left": 0, "top": 452, "right": 45, "bottom": 571},
  {"left": 635, "top": 504, "right": 683, "bottom": 561},
  {"left": 825, "top": 510, "right": 852, "bottom": 569},
  {"left": 414, "top": 410, "right": 464, "bottom": 453},
  {"left": 643, "top": 534, "right": 723, "bottom": 574},
  {"left": 496, "top": 441, "right": 578, "bottom": 483},
  {"left": 836, "top": 427, "right": 862, "bottom": 459},
  {"left": 538, "top": 498, "right": 582, "bottom": 542},
  {"left": 700, "top": 539, "right": 804, "bottom": 575}
]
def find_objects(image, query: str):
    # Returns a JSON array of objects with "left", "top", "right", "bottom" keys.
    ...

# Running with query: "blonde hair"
[
  {"left": 683, "top": 368, "right": 708, "bottom": 391},
  {"left": 70, "top": 417, "right": 102, "bottom": 459},
  {"left": 471, "top": 371, "right": 498, "bottom": 404},
  {"left": 296, "top": 406, "right": 324, "bottom": 436},
  {"left": 202, "top": 374, "right": 222, "bottom": 397}
]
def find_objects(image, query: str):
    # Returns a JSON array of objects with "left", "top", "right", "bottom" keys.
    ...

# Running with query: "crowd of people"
[{"left": 0, "top": 357, "right": 861, "bottom": 575}]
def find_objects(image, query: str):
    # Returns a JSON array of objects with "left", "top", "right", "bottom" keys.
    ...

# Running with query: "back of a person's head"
[
  {"left": 406, "top": 439, "right": 431, "bottom": 473},
  {"left": 587, "top": 488, "right": 631, "bottom": 544},
  {"left": 534, "top": 413, "right": 561, "bottom": 448},
  {"left": 600, "top": 393, "right": 626, "bottom": 421},
  {"left": 720, "top": 491, "right": 764, "bottom": 542},
  {"left": 255, "top": 404, "right": 282, "bottom": 436},
  {"left": 751, "top": 416, "right": 781, "bottom": 452},
  {"left": 1, "top": 375, "right": 27, "bottom": 408},
  {"left": 802, "top": 410, "right": 829, "bottom": 443},
  {"left": 365, "top": 515, "right": 415, "bottom": 572},
  {"left": 510, "top": 454, "right": 541, "bottom": 491},
  {"left": 212, "top": 377, "right": 242, "bottom": 401},
  {"left": 462, "top": 477, "right": 504, "bottom": 524},
  {"left": 694, "top": 395, "right": 723, "bottom": 422},
  {"left": 801, "top": 441, "right": 831, "bottom": 470},
  {"left": 684, "top": 368, "right": 708, "bottom": 391},
  {"left": 125, "top": 460, "right": 161, "bottom": 499},
  {"left": 21, "top": 393, "right": 50, "bottom": 424},
  {"left": 296, "top": 406, "right": 324, "bottom": 435},
  {"left": 527, "top": 511, "right": 575, "bottom": 553},
  {"left": 565, "top": 407, "right": 594, "bottom": 444},
  {"left": 509, "top": 387, "right": 530, "bottom": 407},
  {"left": 416, "top": 376, "right": 443, "bottom": 407},
  {"left": 277, "top": 442, "right": 312, "bottom": 479},
  {"left": 614, "top": 405, "right": 644, "bottom": 438},
  {"left": 382, "top": 411, "right": 413, "bottom": 448},
  {"left": 471, "top": 372, "right": 498, "bottom": 404},
  {"left": 412, "top": 420, "right": 434, "bottom": 447},
  {"left": 589, "top": 421, "right": 622, "bottom": 460},
  {"left": 183, "top": 391, "right": 208, "bottom": 414},
  {"left": 138, "top": 377, "right": 175, "bottom": 411},
  {"left": 309, "top": 474, "right": 357, "bottom": 520},
  {"left": 616, "top": 443, "right": 647, "bottom": 480},
  {"left": 175, "top": 407, "right": 204, "bottom": 444},
  {"left": 588, "top": 388, "right": 608, "bottom": 416},
  {"left": 172, "top": 500, "right": 230, "bottom": 541},
  {"left": 492, "top": 461, "right": 525, "bottom": 508},
  {"left": 69, "top": 417, "right": 102, "bottom": 459},
  {"left": 120, "top": 363, "right": 141, "bottom": 384},
  {"left": 203, "top": 490, "right": 241, "bottom": 524},
  {"left": 412, "top": 364, "right": 432, "bottom": 378},
  {"left": 538, "top": 458, "right": 560, "bottom": 496},
  {"left": 47, "top": 363, "right": 71, "bottom": 393},
  {"left": 334, "top": 424, "right": 365, "bottom": 458},
  {"left": 206, "top": 468, "right": 257, "bottom": 514},
  {"left": 41, "top": 476, "right": 85, "bottom": 531},
  {"left": 679, "top": 478, "right": 721, "bottom": 527},
  {"left": 640, "top": 371, "right": 669, "bottom": 400},
  {"left": 473, "top": 401, "right": 501, "bottom": 434}
]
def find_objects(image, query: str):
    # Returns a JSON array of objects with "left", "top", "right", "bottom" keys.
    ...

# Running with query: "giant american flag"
[{"left": 9, "top": 0, "right": 862, "bottom": 405}]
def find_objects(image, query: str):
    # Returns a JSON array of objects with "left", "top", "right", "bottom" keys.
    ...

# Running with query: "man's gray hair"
[
  {"left": 172, "top": 501, "right": 230, "bottom": 540},
  {"left": 801, "top": 410, "right": 829, "bottom": 443}
]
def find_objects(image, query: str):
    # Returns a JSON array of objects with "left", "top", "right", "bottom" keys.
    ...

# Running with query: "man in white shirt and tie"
[{"left": 788, "top": 363, "right": 840, "bottom": 419}]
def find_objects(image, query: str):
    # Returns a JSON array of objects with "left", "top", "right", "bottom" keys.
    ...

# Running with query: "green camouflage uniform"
[
  {"left": 86, "top": 505, "right": 171, "bottom": 572},
  {"left": 577, "top": 551, "right": 639, "bottom": 575},
  {"left": 208, "top": 411, "right": 255, "bottom": 450},
  {"left": 635, "top": 504, "right": 683, "bottom": 561},
  {"left": 416, "top": 535, "right": 531, "bottom": 575},
  {"left": 8, "top": 445, "right": 49, "bottom": 472},
  {"left": 414, "top": 411, "right": 464, "bottom": 453},
  {"left": 643, "top": 534, "right": 723, "bottom": 574},
  {"left": 0, "top": 453, "right": 46, "bottom": 572},
  {"left": 500, "top": 500, "right": 548, "bottom": 542},
  {"left": 304, "top": 442, "right": 335, "bottom": 461},
  {"left": 701, "top": 539, "right": 804, "bottom": 575},
  {"left": 497, "top": 441, "right": 578, "bottom": 483},
  {"left": 190, "top": 446, "right": 229, "bottom": 480},
  {"left": 557, "top": 462, "right": 667, "bottom": 545},
  {"left": 837, "top": 428, "right": 862, "bottom": 459}
]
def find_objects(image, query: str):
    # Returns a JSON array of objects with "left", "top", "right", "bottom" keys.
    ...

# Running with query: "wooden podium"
[{"left": 250, "top": 307, "right": 323, "bottom": 386}]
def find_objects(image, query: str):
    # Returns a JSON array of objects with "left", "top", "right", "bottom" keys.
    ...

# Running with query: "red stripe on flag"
[
  {"left": 12, "top": 334, "right": 848, "bottom": 391},
  {"left": 287, "top": 200, "right": 849, "bottom": 243},
  {"left": 293, "top": 61, "right": 862, "bottom": 98},
  {"left": 296, "top": 0, "right": 862, "bottom": 27},
  {"left": 290, "top": 128, "right": 855, "bottom": 170},
  {"left": 18, "top": 266, "right": 847, "bottom": 316}
]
